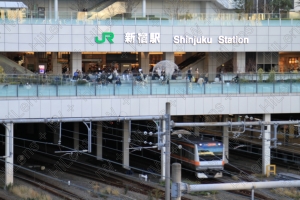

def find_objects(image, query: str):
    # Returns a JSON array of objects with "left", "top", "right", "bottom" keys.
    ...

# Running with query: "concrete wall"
[
  {"left": 0, "top": 94, "right": 297, "bottom": 120},
  {"left": 0, "top": 24, "right": 299, "bottom": 52}
]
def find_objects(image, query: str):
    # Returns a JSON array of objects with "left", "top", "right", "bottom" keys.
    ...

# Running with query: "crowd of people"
[{"left": 69, "top": 64, "right": 226, "bottom": 86}]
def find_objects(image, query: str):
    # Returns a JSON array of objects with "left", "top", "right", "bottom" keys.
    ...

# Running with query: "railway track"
[
  {"left": 13, "top": 147, "right": 192, "bottom": 200},
  {"left": 66, "top": 161, "right": 191, "bottom": 200},
  {"left": 15, "top": 171, "right": 86, "bottom": 200}
]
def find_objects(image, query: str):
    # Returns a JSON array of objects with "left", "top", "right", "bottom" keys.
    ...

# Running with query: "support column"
[
  {"left": 161, "top": 119, "right": 166, "bottom": 181},
  {"left": 139, "top": 52, "right": 150, "bottom": 73},
  {"left": 142, "top": 0, "right": 146, "bottom": 17},
  {"left": 54, "top": 0, "right": 58, "bottom": 20},
  {"left": 163, "top": 52, "right": 174, "bottom": 63},
  {"left": 194, "top": 116, "right": 200, "bottom": 137},
  {"left": 223, "top": 116, "right": 229, "bottom": 164},
  {"left": 123, "top": 121, "right": 130, "bottom": 170},
  {"left": 70, "top": 52, "right": 82, "bottom": 76},
  {"left": 233, "top": 52, "right": 246, "bottom": 73},
  {"left": 171, "top": 163, "right": 181, "bottom": 200},
  {"left": 52, "top": 52, "right": 60, "bottom": 75},
  {"left": 5, "top": 123, "right": 13, "bottom": 187},
  {"left": 73, "top": 123, "right": 79, "bottom": 150},
  {"left": 262, "top": 114, "right": 271, "bottom": 175},
  {"left": 33, "top": 53, "right": 39, "bottom": 73},
  {"left": 205, "top": 52, "right": 233, "bottom": 82},
  {"left": 49, "top": 0, "right": 52, "bottom": 19},
  {"left": 96, "top": 122, "right": 103, "bottom": 160},
  {"left": 53, "top": 123, "right": 59, "bottom": 144}
]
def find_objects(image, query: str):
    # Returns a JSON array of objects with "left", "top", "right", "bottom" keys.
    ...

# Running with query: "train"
[{"left": 170, "top": 135, "right": 225, "bottom": 178}]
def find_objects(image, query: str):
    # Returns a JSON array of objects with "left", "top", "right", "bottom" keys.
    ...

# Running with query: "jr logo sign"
[{"left": 95, "top": 32, "right": 114, "bottom": 44}]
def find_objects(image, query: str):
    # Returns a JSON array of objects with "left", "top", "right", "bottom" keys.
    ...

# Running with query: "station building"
[
  {"left": 1, "top": 0, "right": 300, "bottom": 187},
  {"left": 0, "top": 0, "right": 299, "bottom": 77}
]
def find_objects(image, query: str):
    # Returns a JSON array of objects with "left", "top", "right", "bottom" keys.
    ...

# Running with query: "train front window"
[{"left": 198, "top": 142, "right": 223, "bottom": 161}]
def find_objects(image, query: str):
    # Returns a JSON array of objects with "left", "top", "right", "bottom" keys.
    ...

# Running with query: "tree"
[
  {"left": 269, "top": 0, "right": 293, "bottom": 12},
  {"left": 232, "top": 0, "right": 293, "bottom": 13},
  {"left": 69, "top": 0, "right": 90, "bottom": 11},
  {"left": 122, "top": 0, "right": 140, "bottom": 18},
  {"left": 232, "top": 0, "right": 254, "bottom": 13},
  {"left": 163, "top": 0, "right": 190, "bottom": 19},
  {"left": 22, "top": 0, "right": 38, "bottom": 11}
]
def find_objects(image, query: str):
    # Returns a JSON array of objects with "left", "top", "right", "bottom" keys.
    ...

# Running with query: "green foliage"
[
  {"left": 147, "top": 189, "right": 163, "bottom": 200},
  {"left": 267, "top": 69, "right": 276, "bottom": 82},
  {"left": 270, "top": 0, "right": 293, "bottom": 12},
  {"left": 232, "top": 0, "right": 254, "bottom": 13},
  {"left": 76, "top": 80, "right": 88, "bottom": 85},
  {"left": 0, "top": 66, "right": 5, "bottom": 83},
  {"left": 257, "top": 68, "right": 264, "bottom": 82}
]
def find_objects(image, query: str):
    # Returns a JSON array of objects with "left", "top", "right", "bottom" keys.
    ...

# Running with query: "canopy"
[{"left": 0, "top": 2, "right": 27, "bottom": 8}]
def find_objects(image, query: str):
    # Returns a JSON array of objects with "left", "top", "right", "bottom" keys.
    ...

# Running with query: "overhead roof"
[{"left": 0, "top": 2, "right": 27, "bottom": 8}]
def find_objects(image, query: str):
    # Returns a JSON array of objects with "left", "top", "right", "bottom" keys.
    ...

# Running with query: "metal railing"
[
  {"left": 0, "top": 72, "right": 299, "bottom": 97},
  {"left": 0, "top": 11, "right": 300, "bottom": 26}
]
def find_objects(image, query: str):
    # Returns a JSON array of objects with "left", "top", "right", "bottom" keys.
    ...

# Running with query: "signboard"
[{"left": 39, "top": 65, "right": 45, "bottom": 74}]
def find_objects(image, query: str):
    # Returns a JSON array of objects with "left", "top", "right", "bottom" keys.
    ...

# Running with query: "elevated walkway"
[{"left": 0, "top": 54, "right": 33, "bottom": 74}]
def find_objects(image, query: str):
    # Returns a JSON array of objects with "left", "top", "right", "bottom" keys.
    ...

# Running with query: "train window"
[{"left": 198, "top": 142, "right": 223, "bottom": 160}]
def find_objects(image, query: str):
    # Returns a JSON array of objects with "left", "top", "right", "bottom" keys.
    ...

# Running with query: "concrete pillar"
[
  {"left": 194, "top": 116, "right": 200, "bottom": 137},
  {"left": 223, "top": 116, "right": 229, "bottom": 164},
  {"left": 205, "top": 52, "right": 233, "bottom": 81},
  {"left": 262, "top": 114, "right": 271, "bottom": 175},
  {"left": 123, "top": 121, "right": 130, "bottom": 170},
  {"left": 73, "top": 123, "right": 79, "bottom": 150},
  {"left": 233, "top": 52, "right": 246, "bottom": 73},
  {"left": 5, "top": 123, "right": 13, "bottom": 187},
  {"left": 70, "top": 52, "right": 82, "bottom": 76},
  {"left": 49, "top": 0, "right": 52, "bottom": 19},
  {"left": 161, "top": 119, "right": 166, "bottom": 181},
  {"left": 54, "top": 0, "right": 58, "bottom": 20},
  {"left": 53, "top": 123, "right": 59, "bottom": 144},
  {"left": 51, "top": 52, "right": 59, "bottom": 75},
  {"left": 171, "top": 163, "right": 181, "bottom": 200},
  {"left": 96, "top": 122, "right": 103, "bottom": 160},
  {"left": 163, "top": 52, "right": 174, "bottom": 63},
  {"left": 38, "top": 123, "right": 46, "bottom": 140},
  {"left": 139, "top": 52, "right": 150, "bottom": 73},
  {"left": 142, "top": 0, "right": 146, "bottom": 17},
  {"left": 33, "top": 53, "right": 39, "bottom": 73}
]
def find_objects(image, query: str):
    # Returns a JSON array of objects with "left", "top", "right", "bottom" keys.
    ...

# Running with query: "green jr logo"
[{"left": 95, "top": 32, "right": 114, "bottom": 44}]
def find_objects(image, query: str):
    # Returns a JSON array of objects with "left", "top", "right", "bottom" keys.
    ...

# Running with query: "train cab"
[{"left": 171, "top": 137, "right": 225, "bottom": 178}]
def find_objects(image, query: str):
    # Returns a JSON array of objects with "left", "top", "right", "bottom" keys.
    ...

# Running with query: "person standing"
[
  {"left": 187, "top": 67, "right": 192, "bottom": 82},
  {"left": 204, "top": 73, "right": 208, "bottom": 83},
  {"left": 195, "top": 68, "right": 199, "bottom": 83}
]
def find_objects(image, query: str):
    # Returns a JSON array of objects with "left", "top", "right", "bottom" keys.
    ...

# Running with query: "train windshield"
[{"left": 197, "top": 142, "right": 223, "bottom": 161}]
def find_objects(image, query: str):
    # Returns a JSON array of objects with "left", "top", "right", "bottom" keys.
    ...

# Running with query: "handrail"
[
  {"left": 0, "top": 72, "right": 299, "bottom": 97},
  {"left": 0, "top": 11, "right": 299, "bottom": 26}
]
